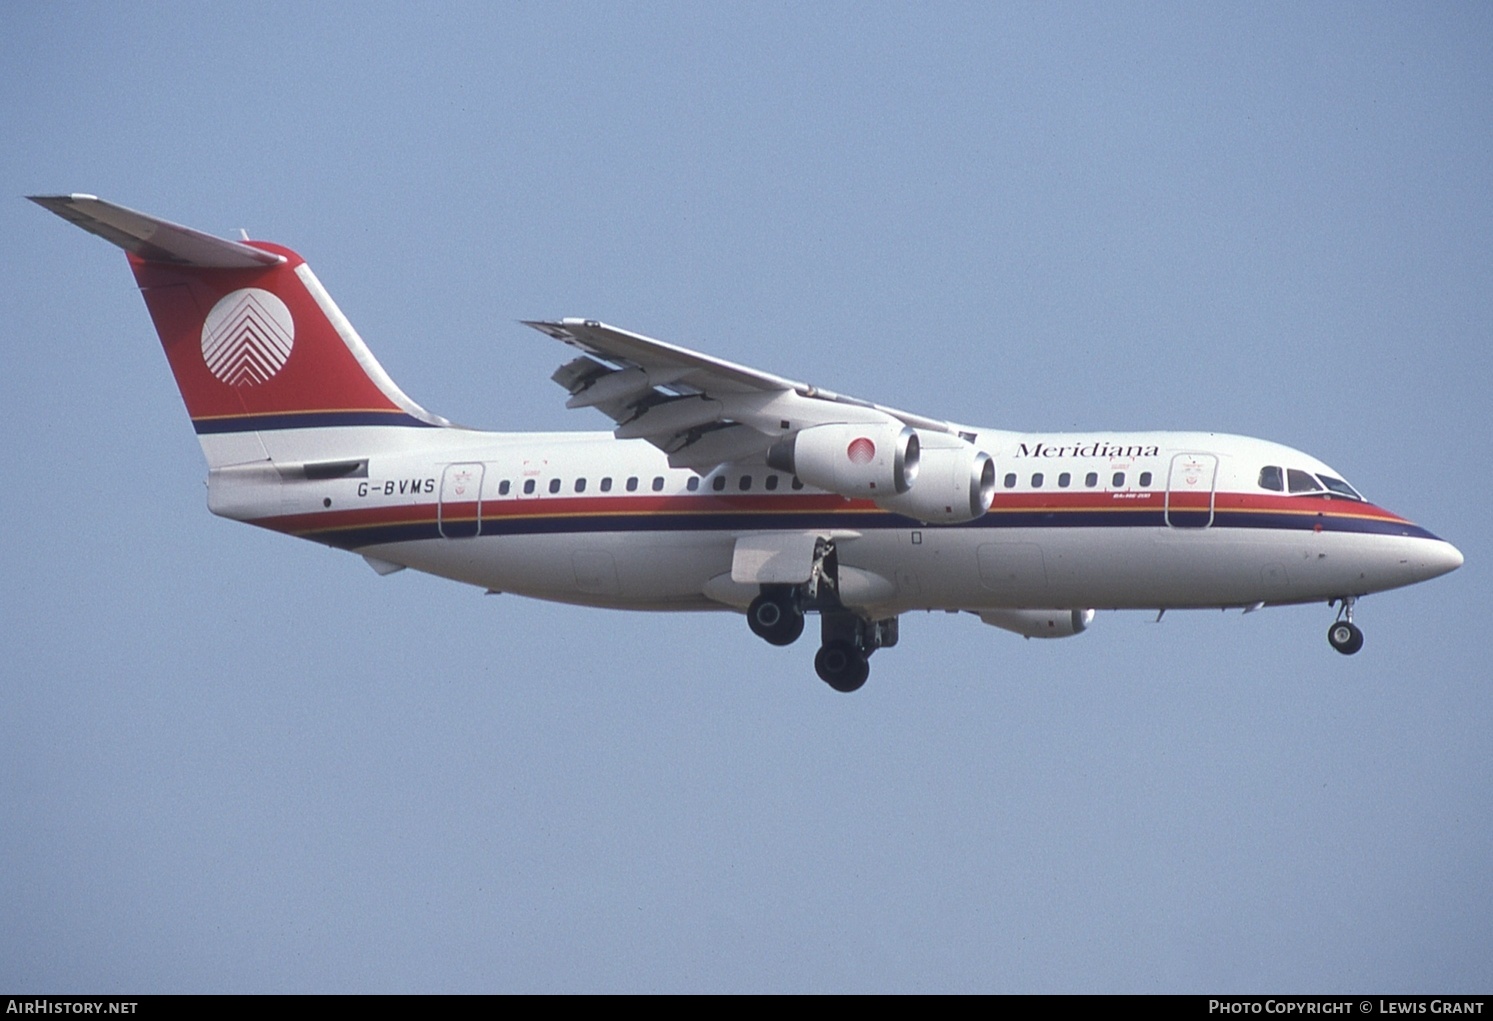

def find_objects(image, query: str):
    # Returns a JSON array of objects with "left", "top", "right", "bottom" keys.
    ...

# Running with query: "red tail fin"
[
  {"left": 128, "top": 246, "right": 439, "bottom": 434},
  {"left": 31, "top": 195, "right": 443, "bottom": 456}
]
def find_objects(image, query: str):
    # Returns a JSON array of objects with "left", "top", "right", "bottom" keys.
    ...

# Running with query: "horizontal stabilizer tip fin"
[{"left": 28, "top": 194, "right": 284, "bottom": 269}]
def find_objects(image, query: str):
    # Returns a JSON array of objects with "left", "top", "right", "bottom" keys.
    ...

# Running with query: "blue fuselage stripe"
[
  {"left": 283, "top": 505, "right": 1442, "bottom": 551},
  {"left": 194, "top": 411, "right": 439, "bottom": 434}
]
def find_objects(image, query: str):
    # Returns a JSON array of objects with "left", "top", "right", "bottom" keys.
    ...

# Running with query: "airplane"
[{"left": 31, "top": 194, "right": 1464, "bottom": 692}]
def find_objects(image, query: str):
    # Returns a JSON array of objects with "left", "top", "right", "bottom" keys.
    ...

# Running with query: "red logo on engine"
[{"left": 846, "top": 437, "right": 876, "bottom": 464}]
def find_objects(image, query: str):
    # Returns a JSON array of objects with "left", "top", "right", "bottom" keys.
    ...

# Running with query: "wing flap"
[
  {"left": 564, "top": 366, "right": 654, "bottom": 409},
  {"left": 613, "top": 395, "right": 723, "bottom": 440}
]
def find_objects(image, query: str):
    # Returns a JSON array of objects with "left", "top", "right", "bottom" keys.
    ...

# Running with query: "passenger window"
[
  {"left": 739, "top": 476, "right": 752, "bottom": 491},
  {"left": 791, "top": 477, "right": 804, "bottom": 490},
  {"left": 1258, "top": 466, "right": 1284, "bottom": 492},
  {"left": 523, "top": 479, "right": 536, "bottom": 495},
  {"left": 1085, "top": 472, "right": 1098, "bottom": 488},
  {"left": 1004, "top": 473, "right": 1017, "bottom": 489},
  {"left": 1031, "top": 473, "right": 1044, "bottom": 488},
  {"left": 1139, "top": 471, "right": 1152, "bottom": 487},
  {"left": 574, "top": 478, "right": 586, "bottom": 493},
  {"left": 1112, "top": 472, "right": 1125, "bottom": 488},
  {"left": 686, "top": 477, "right": 699, "bottom": 492},
  {"left": 548, "top": 478, "right": 561, "bottom": 494},
  {"left": 498, "top": 480, "right": 511, "bottom": 496},
  {"left": 765, "top": 475, "right": 779, "bottom": 491},
  {"left": 712, "top": 476, "right": 726, "bottom": 492},
  {"left": 626, "top": 477, "right": 639, "bottom": 492},
  {"left": 652, "top": 476, "right": 664, "bottom": 492},
  {"left": 1058, "top": 472, "right": 1071, "bottom": 488},
  {"left": 600, "top": 477, "right": 612, "bottom": 492},
  {"left": 1287, "top": 468, "right": 1323, "bottom": 494}
]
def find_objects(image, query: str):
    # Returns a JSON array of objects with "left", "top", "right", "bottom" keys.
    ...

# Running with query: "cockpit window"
[
  {"left": 1258, "top": 466, "right": 1284, "bottom": 492},
  {"left": 1286, "top": 468, "right": 1323, "bottom": 494},
  {"left": 1316, "top": 474, "right": 1364, "bottom": 501}
]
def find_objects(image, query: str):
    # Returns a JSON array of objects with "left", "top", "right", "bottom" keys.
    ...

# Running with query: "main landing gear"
[
  {"left": 747, "top": 586, "right": 805, "bottom": 646},
  {"left": 1327, "top": 596, "right": 1365, "bottom": 655},
  {"left": 743, "top": 539, "right": 897, "bottom": 692},
  {"left": 813, "top": 611, "right": 898, "bottom": 693},
  {"left": 814, "top": 641, "right": 867, "bottom": 692}
]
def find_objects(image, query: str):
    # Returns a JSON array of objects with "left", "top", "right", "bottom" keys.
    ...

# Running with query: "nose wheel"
[
  {"left": 1327, "top": 597, "right": 1365, "bottom": 655},
  {"left": 1328, "top": 621, "right": 1364, "bottom": 655}
]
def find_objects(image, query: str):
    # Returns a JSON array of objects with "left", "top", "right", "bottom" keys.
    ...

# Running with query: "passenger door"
[
  {"left": 439, "top": 463, "right": 484, "bottom": 538},
  {"left": 1165, "top": 453, "right": 1217, "bottom": 528}
]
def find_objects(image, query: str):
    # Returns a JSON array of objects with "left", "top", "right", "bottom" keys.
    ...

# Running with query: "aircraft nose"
[{"left": 1417, "top": 539, "right": 1464, "bottom": 581}]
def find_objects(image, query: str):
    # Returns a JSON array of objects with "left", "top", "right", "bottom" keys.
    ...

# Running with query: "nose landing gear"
[{"left": 1327, "top": 597, "right": 1364, "bottom": 655}]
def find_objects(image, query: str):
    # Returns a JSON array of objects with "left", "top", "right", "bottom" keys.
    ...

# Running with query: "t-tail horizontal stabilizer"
[
  {"left": 31, "top": 193, "right": 448, "bottom": 473},
  {"left": 28, "top": 194, "right": 284, "bottom": 269}
]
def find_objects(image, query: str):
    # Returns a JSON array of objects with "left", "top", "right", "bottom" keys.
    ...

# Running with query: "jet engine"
[
  {"left": 979, "top": 608, "right": 1095, "bottom": 639},
  {"left": 767, "top": 422, "right": 919, "bottom": 497},
  {"left": 874, "top": 433, "right": 995, "bottom": 524}
]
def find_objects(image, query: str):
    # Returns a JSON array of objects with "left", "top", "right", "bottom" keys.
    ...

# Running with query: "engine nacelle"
[
  {"left": 768, "top": 422, "right": 918, "bottom": 497},
  {"left": 979, "top": 608, "right": 1095, "bottom": 639},
  {"left": 874, "top": 435, "right": 995, "bottom": 524}
]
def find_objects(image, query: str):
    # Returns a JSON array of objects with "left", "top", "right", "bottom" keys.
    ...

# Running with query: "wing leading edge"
[{"left": 523, "top": 318, "right": 966, "bottom": 472}]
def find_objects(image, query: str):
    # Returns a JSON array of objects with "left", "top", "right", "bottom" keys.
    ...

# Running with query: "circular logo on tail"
[
  {"left": 201, "top": 288, "right": 295, "bottom": 387},
  {"left": 846, "top": 437, "right": 876, "bottom": 464}
]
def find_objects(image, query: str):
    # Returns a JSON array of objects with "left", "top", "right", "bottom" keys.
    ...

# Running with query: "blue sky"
[{"left": 2, "top": 2, "right": 1489, "bottom": 992}]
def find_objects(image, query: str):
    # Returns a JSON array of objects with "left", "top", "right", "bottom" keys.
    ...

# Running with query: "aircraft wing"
[{"left": 523, "top": 318, "right": 963, "bottom": 471}]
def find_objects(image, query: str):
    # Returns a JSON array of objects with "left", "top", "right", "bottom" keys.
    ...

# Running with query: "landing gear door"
[
  {"left": 1165, "top": 453, "right": 1217, "bottom": 528},
  {"left": 731, "top": 532, "right": 821, "bottom": 585},
  {"left": 439, "top": 463, "right": 484, "bottom": 538}
]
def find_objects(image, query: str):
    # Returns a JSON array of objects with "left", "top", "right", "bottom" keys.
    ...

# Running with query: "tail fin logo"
[{"left": 201, "top": 288, "right": 295, "bottom": 387}]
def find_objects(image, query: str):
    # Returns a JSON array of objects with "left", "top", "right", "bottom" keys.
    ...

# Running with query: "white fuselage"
[{"left": 205, "top": 424, "right": 1463, "bottom": 618}]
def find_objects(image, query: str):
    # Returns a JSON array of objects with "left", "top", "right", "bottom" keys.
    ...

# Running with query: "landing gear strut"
[{"left": 1327, "top": 596, "right": 1364, "bottom": 655}]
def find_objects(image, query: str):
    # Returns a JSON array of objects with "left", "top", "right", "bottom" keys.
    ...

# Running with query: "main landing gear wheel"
[
  {"left": 815, "top": 640, "right": 870, "bottom": 693},
  {"left": 747, "top": 592, "right": 805, "bottom": 647},
  {"left": 1328, "top": 620, "right": 1364, "bottom": 655}
]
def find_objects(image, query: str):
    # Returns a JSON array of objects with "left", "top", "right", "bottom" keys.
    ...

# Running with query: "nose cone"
[{"left": 1417, "top": 539, "right": 1464, "bottom": 582}]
